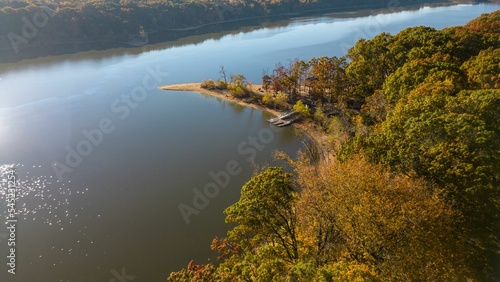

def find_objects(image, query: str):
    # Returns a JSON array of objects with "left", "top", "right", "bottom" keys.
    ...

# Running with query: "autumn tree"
[
  {"left": 167, "top": 260, "right": 216, "bottom": 282},
  {"left": 293, "top": 100, "right": 310, "bottom": 117},
  {"left": 270, "top": 63, "right": 287, "bottom": 94},
  {"left": 292, "top": 59, "right": 310, "bottom": 93},
  {"left": 262, "top": 73, "right": 272, "bottom": 92},
  {"left": 290, "top": 156, "right": 474, "bottom": 281},
  {"left": 462, "top": 9, "right": 500, "bottom": 35},
  {"left": 228, "top": 73, "right": 249, "bottom": 98},
  {"left": 308, "top": 56, "right": 347, "bottom": 103},
  {"left": 461, "top": 47, "right": 500, "bottom": 89},
  {"left": 360, "top": 90, "right": 388, "bottom": 125}
]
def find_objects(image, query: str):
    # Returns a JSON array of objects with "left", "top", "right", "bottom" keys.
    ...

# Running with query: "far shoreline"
[
  {"left": 0, "top": 0, "right": 467, "bottom": 64},
  {"left": 159, "top": 83, "right": 333, "bottom": 160}
]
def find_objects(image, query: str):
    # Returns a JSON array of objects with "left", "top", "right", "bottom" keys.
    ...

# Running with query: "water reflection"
[
  {"left": 0, "top": 164, "right": 85, "bottom": 226},
  {"left": 0, "top": 3, "right": 489, "bottom": 68}
]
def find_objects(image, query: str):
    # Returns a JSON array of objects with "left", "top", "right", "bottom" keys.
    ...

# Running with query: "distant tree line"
[{"left": 0, "top": 0, "right": 452, "bottom": 58}]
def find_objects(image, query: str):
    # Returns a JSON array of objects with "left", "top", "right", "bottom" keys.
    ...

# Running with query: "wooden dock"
[{"left": 267, "top": 110, "right": 301, "bottom": 127}]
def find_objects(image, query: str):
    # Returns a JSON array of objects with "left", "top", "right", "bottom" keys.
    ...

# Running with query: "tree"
[
  {"left": 374, "top": 85, "right": 499, "bottom": 197},
  {"left": 461, "top": 47, "right": 500, "bottom": 89},
  {"left": 308, "top": 56, "right": 347, "bottom": 103},
  {"left": 219, "top": 65, "right": 228, "bottom": 84},
  {"left": 229, "top": 73, "right": 249, "bottom": 98},
  {"left": 463, "top": 9, "right": 500, "bottom": 35},
  {"left": 291, "top": 156, "right": 473, "bottom": 281},
  {"left": 382, "top": 53, "right": 465, "bottom": 104},
  {"left": 292, "top": 59, "right": 310, "bottom": 93},
  {"left": 200, "top": 78, "right": 216, "bottom": 90},
  {"left": 363, "top": 85, "right": 500, "bottom": 279},
  {"left": 388, "top": 26, "right": 452, "bottom": 65},
  {"left": 293, "top": 100, "right": 310, "bottom": 117},
  {"left": 168, "top": 260, "right": 215, "bottom": 282},
  {"left": 274, "top": 92, "right": 289, "bottom": 110},
  {"left": 262, "top": 73, "right": 272, "bottom": 92},
  {"left": 229, "top": 73, "right": 247, "bottom": 86},
  {"left": 346, "top": 33, "right": 394, "bottom": 100},
  {"left": 360, "top": 90, "right": 388, "bottom": 125},
  {"left": 262, "top": 92, "right": 274, "bottom": 108},
  {"left": 224, "top": 166, "right": 299, "bottom": 262},
  {"left": 270, "top": 63, "right": 287, "bottom": 94}
]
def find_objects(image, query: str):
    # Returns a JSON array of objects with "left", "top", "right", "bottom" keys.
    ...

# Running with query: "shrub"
[
  {"left": 215, "top": 79, "right": 228, "bottom": 90},
  {"left": 229, "top": 84, "right": 248, "bottom": 98},
  {"left": 201, "top": 79, "right": 216, "bottom": 90},
  {"left": 293, "top": 100, "right": 311, "bottom": 117},
  {"left": 274, "top": 93, "right": 289, "bottom": 110},
  {"left": 262, "top": 93, "right": 274, "bottom": 107}
]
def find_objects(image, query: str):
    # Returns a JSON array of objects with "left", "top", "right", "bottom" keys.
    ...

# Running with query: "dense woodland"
[
  {"left": 2, "top": 1, "right": 497, "bottom": 280},
  {"left": 0, "top": 0, "right": 464, "bottom": 57},
  {"left": 170, "top": 10, "right": 500, "bottom": 281}
]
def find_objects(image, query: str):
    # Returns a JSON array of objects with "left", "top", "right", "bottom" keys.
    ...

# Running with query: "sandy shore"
[
  {"left": 159, "top": 83, "right": 333, "bottom": 159},
  {"left": 159, "top": 82, "right": 282, "bottom": 116}
]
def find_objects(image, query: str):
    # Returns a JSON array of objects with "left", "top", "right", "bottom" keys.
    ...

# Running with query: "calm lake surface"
[{"left": 0, "top": 4, "right": 499, "bottom": 281}]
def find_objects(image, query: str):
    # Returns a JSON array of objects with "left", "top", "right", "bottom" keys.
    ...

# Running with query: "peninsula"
[
  {"left": 159, "top": 81, "right": 333, "bottom": 159},
  {"left": 168, "top": 10, "right": 500, "bottom": 281}
]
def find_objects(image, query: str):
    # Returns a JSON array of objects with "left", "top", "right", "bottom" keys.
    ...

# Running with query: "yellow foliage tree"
[
  {"left": 293, "top": 100, "right": 310, "bottom": 117},
  {"left": 289, "top": 156, "right": 474, "bottom": 281}
]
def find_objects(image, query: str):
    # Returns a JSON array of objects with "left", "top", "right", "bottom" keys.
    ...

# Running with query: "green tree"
[
  {"left": 388, "top": 26, "right": 452, "bottom": 65},
  {"left": 461, "top": 47, "right": 500, "bottom": 89},
  {"left": 346, "top": 33, "right": 393, "bottom": 100},
  {"left": 224, "top": 166, "right": 299, "bottom": 262},
  {"left": 363, "top": 85, "right": 500, "bottom": 279},
  {"left": 382, "top": 53, "right": 465, "bottom": 104}
]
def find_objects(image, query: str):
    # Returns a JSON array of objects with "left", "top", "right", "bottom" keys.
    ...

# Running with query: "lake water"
[{"left": 0, "top": 3, "right": 498, "bottom": 281}]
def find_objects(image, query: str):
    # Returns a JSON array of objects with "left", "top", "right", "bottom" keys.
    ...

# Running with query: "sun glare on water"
[{"left": 0, "top": 164, "right": 86, "bottom": 226}]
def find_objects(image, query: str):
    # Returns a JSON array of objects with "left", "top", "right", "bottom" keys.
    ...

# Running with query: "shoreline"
[
  {"left": 1, "top": 1, "right": 478, "bottom": 64},
  {"left": 159, "top": 83, "right": 333, "bottom": 160},
  {"left": 160, "top": 83, "right": 281, "bottom": 116}
]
